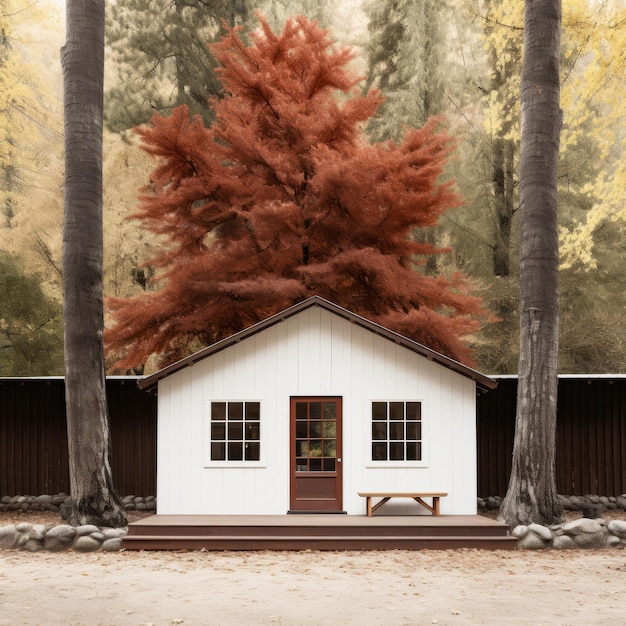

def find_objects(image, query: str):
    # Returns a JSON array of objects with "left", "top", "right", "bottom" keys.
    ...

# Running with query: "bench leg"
[
  {"left": 413, "top": 496, "right": 440, "bottom": 516},
  {"left": 367, "top": 497, "right": 392, "bottom": 516}
]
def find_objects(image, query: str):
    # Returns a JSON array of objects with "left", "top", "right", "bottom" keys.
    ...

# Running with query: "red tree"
[{"left": 105, "top": 15, "right": 486, "bottom": 371}]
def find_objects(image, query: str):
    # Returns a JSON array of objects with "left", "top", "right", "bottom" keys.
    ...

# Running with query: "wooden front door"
[{"left": 289, "top": 397, "right": 343, "bottom": 512}]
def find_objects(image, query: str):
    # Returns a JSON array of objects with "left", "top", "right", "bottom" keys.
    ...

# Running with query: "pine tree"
[
  {"left": 105, "top": 0, "right": 253, "bottom": 132},
  {"left": 105, "top": 16, "right": 486, "bottom": 372},
  {"left": 0, "top": 251, "right": 63, "bottom": 376}
]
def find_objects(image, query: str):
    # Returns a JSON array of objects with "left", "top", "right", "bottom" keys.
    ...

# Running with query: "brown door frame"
[{"left": 289, "top": 396, "right": 343, "bottom": 512}]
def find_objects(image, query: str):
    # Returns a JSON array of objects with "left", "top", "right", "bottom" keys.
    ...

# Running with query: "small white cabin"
[{"left": 139, "top": 297, "right": 496, "bottom": 516}]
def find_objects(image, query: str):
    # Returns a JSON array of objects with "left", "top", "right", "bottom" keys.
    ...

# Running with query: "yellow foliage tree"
[
  {"left": 478, "top": 0, "right": 625, "bottom": 271},
  {"left": 0, "top": 0, "right": 63, "bottom": 290},
  {"left": 559, "top": 0, "right": 626, "bottom": 269}
]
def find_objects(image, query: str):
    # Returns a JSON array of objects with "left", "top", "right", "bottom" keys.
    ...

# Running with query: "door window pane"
[
  {"left": 310, "top": 420, "right": 322, "bottom": 437},
  {"left": 323, "top": 402, "right": 336, "bottom": 419},
  {"left": 309, "top": 402, "right": 322, "bottom": 418},
  {"left": 296, "top": 440, "right": 309, "bottom": 457},
  {"left": 324, "top": 440, "right": 336, "bottom": 458},
  {"left": 309, "top": 440, "right": 322, "bottom": 457},
  {"left": 323, "top": 422, "right": 336, "bottom": 438},
  {"left": 310, "top": 458, "right": 322, "bottom": 471}
]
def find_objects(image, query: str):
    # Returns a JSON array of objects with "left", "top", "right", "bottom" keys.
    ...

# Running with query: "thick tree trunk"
[
  {"left": 61, "top": 0, "right": 126, "bottom": 527},
  {"left": 500, "top": 0, "right": 564, "bottom": 528}
]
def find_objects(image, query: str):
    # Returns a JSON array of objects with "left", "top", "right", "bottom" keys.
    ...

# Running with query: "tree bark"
[
  {"left": 61, "top": 0, "right": 126, "bottom": 527},
  {"left": 491, "top": 137, "right": 515, "bottom": 277},
  {"left": 500, "top": 0, "right": 563, "bottom": 528}
]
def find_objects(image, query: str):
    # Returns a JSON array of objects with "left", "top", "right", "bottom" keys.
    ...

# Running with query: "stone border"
[
  {"left": 513, "top": 517, "right": 626, "bottom": 550},
  {"left": 2, "top": 493, "right": 626, "bottom": 551},
  {"left": 478, "top": 493, "right": 626, "bottom": 513},
  {"left": 0, "top": 522, "right": 127, "bottom": 552},
  {"left": 479, "top": 493, "right": 626, "bottom": 550},
  {"left": 0, "top": 494, "right": 156, "bottom": 552},
  {"left": 0, "top": 493, "right": 156, "bottom": 517}
]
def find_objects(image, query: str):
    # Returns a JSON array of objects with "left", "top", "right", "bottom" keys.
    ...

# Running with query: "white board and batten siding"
[{"left": 156, "top": 306, "right": 479, "bottom": 516}]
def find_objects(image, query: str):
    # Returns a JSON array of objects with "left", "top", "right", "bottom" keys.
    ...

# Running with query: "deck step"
[
  {"left": 126, "top": 524, "right": 511, "bottom": 539},
  {"left": 122, "top": 534, "right": 518, "bottom": 551}
]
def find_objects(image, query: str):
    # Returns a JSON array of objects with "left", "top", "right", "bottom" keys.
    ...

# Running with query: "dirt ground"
[{"left": 1, "top": 510, "right": 625, "bottom": 626}]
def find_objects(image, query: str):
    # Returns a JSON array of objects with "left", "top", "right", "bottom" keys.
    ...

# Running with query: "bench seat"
[{"left": 358, "top": 492, "right": 448, "bottom": 517}]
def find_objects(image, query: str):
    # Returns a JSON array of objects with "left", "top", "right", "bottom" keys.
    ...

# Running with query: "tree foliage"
[
  {"left": 364, "top": 0, "right": 455, "bottom": 140},
  {"left": 105, "top": 16, "right": 486, "bottom": 372},
  {"left": 0, "top": 251, "right": 63, "bottom": 375},
  {"left": 558, "top": 0, "right": 626, "bottom": 269},
  {"left": 105, "top": 0, "right": 253, "bottom": 132},
  {"left": 0, "top": 0, "right": 61, "bottom": 229},
  {"left": 474, "top": 0, "right": 626, "bottom": 275}
]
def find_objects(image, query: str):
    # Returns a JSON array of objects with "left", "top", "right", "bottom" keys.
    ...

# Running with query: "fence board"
[
  {"left": 0, "top": 378, "right": 156, "bottom": 496},
  {"left": 478, "top": 377, "right": 626, "bottom": 497},
  {"left": 2, "top": 376, "right": 624, "bottom": 498}
]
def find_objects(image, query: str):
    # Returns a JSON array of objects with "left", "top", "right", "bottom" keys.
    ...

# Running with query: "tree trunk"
[
  {"left": 500, "top": 0, "right": 563, "bottom": 529},
  {"left": 491, "top": 138, "right": 515, "bottom": 277},
  {"left": 61, "top": 0, "right": 126, "bottom": 527}
]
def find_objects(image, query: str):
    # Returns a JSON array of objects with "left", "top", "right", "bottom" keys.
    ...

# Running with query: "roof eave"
[{"left": 137, "top": 296, "right": 497, "bottom": 393}]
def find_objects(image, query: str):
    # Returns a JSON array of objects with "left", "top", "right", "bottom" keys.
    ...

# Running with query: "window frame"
[
  {"left": 366, "top": 399, "right": 428, "bottom": 468},
  {"left": 203, "top": 400, "right": 265, "bottom": 468}
]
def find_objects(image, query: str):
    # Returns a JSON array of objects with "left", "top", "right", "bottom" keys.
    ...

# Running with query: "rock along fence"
[
  {"left": 513, "top": 517, "right": 626, "bottom": 550},
  {"left": 1, "top": 493, "right": 626, "bottom": 551},
  {"left": 479, "top": 493, "right": 626, "bottom": 550},
  {"left": 0, "top": 494, "right": 155, "bottom": 552}
]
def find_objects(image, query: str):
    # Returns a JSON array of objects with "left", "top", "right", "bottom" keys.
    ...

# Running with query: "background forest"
[{"left": 0, "top": 0, "right": 624, "bottom": 376}]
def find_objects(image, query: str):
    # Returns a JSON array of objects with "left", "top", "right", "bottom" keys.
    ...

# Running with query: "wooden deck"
[{"left": 123, "top": 514, "right": 517, "bottom": 551}]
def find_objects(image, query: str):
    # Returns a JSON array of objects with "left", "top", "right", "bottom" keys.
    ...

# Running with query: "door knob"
[{"left": 337, "top": 458, "right": 342, "bottom": 463}]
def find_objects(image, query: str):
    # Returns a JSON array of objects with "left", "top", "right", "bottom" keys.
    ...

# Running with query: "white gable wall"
[{"left": 156, "top": 307, "right": 478, "bottom": 515}]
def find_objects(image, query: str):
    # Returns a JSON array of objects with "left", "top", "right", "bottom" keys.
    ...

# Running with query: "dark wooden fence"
[
  {"left": 2, "top": 376, "right": 625, "bottom": 497},
  {"left": 478, "top": 376, "right": 626, "bottom": 496},
  {"left": 0, "top": 378, "right": 156, "bottom": 496}
]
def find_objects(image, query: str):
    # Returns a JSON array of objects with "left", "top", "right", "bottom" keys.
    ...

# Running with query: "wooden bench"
[{"left": 358, "top": 492, "right": 448, "bottom": 517}]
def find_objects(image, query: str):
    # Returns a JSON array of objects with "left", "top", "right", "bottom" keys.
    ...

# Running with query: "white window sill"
[
  {"left": 203, "top": 462, "right": 267, "bottom": 469},
  {"left": 364, "top": 462, "right": 429, "bottom": 469}
]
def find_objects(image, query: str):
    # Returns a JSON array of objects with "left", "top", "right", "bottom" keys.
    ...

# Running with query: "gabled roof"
[{"left": 138, "top": 296, "right": 497, "bottom": 393}]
